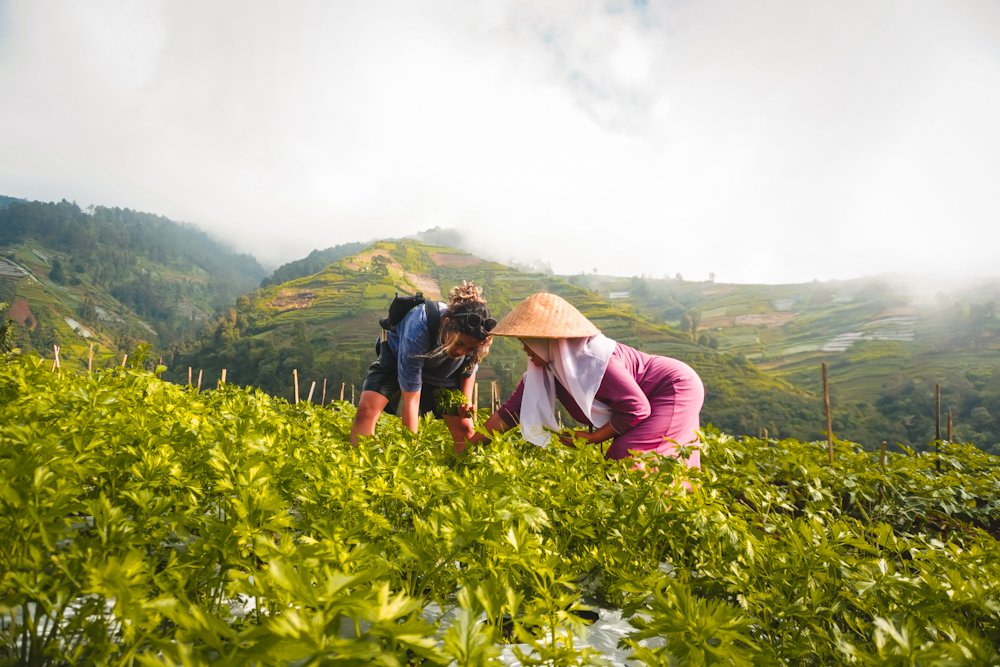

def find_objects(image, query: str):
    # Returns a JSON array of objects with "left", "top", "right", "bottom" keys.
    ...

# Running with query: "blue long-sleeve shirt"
[{"left": 385, "top": 302, "right": 476, "bottom": 392}]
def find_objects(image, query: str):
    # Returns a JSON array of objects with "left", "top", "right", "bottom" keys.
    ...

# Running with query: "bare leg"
[
  {"left": 443, "top": 415, "right": 477, "bottom": 452},
  {"left": 464, "top": 411, "right": 512, "bottom": 450},
  {"left": 350, "top": 390, "right": 390, "bottom": 445}
]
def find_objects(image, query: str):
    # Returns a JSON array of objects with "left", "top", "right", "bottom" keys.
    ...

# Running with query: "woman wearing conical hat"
[{"left": 469, "top": 293, "right": 704, "bottom": 465}]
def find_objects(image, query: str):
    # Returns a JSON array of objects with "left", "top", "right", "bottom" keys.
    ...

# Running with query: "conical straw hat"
[{"left": 491, "top": 292, "right": 601, "bottom": 338}]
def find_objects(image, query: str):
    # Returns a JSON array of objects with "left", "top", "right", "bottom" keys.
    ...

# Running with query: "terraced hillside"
[
  {"left": 573, "top": 274, "right": 1000, "bottom": 453},
  {"left": 167, "top": 240, "right": 824, "bottom": 442}
]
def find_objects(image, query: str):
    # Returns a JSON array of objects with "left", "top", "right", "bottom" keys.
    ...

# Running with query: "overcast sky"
[{"left": 1, "top": 1, "right": 998, "bottom": 284}]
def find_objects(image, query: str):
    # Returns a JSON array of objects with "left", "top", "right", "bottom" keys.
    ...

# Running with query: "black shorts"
[{"left": 362, "top": 340, "right": 456, "bottom": 417}]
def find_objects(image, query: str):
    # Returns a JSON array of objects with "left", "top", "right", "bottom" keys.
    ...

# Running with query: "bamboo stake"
[
  {"left": 935, "top": 383, "right": 941, "bottom": 440},
  {"left": 293, "top": 369, "right": 299, "bottom": 404},
  {"left": 196, "top": 369, "right": 203, "bottom": 393},
  {"left": 88, "top": 343, "right": 94, "bottom": 375},
  {"left": 121, "top": 354, "right": 128, "bottom": 368},
  {"left": 321, "top": 378, "right": 327, "bottom": 406},
  {"left": 188, "top": 366, "right": 192, "bottom": 387},
  {"left": 879, "top": 440, "right": 888, "bottom": 502},
  {"left": 307, "top": 380, "right": 316, "bottom": 403},
  {"left": 947, "top": 408, "right": 953, "bottom": 442},
  {"left": 473, "top": 382, "right": 479, "bottom": 411},
  {"left": 935, "top": 383, "right": 941, "bottom": 472},
  {"left": 351, "top": 384, "right": 355, "bottom": 404},
  {"left": 340, "top": 383, "right": 345, "bottom": 402},
  {"left": 51, "top": 345, "right": 60, "bottom": 372},
  {"left": 822, "top": 362, "right": 834, "bottom": 464},
  {"left": 220, "top": 368, "right": 227, "bottom": 387}
]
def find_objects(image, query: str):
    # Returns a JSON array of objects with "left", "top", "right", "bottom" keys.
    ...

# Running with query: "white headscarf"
[{"left": 519, "top": 334, "right": 617, "bottom": 446}]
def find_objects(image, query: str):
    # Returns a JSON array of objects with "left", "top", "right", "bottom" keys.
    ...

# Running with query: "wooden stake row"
[
  {"left": 821, "top": 367, "right": 957, "bottom": 471},
  {"left": 42, "top": 346, "right": 960, "bottom": 459},
  {"left": 822, "top": 362, "right": 834, "bottom": 464}
]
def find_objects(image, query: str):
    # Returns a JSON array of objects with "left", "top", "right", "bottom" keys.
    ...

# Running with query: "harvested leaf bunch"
[{"left": 434, "top": 388, "right": 467, "bottom": 416}]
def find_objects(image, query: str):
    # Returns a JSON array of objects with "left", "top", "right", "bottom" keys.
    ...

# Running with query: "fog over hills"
[{"left": 3, "top": 3, "right": 999, "bottom": 284}]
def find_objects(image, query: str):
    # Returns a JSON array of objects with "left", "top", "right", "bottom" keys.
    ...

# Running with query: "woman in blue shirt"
[{"left": 349, "top": 282, "right": 495, "bottom": 445}]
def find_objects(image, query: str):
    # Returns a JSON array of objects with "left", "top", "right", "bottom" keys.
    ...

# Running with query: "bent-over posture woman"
[
  {"left": 469, "top": 292, "right": 704, "bottom": 464},
  {"left": 350, "top": 282, "right": 495, "bottom": 446}
]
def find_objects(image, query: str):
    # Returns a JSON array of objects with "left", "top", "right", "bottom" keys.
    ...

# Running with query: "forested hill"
[
  {"left": 166, "top": 239, "right": 826, "bottom": 443},
  {"left": 0, "top": 198, "right": 266, "bottom": 362}
]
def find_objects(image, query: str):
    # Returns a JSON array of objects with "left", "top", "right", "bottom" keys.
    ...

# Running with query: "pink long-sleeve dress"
[{"left": 498, "top": 343, "right": 705, "bottom": 464}]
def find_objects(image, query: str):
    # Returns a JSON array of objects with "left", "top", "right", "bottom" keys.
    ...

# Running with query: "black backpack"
[{"left": 375, "top": 292, "right": 440, "bottom": 354}]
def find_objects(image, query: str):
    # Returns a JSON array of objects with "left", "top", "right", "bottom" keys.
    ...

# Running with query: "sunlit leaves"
[
  {"left": 0, "top": 357, "right": 998, "bottom": 664},
  {"left": 624, "top": 577, "right": 759, "bottom": 666}
]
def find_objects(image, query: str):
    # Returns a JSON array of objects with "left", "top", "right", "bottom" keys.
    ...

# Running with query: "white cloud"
[{"left": 1, "top": 0, "right": 998, "bottom": 283}]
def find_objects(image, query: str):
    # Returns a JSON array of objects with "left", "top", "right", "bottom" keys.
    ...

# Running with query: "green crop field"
[{"left": 2, "top": 356, "right": 998, "bottom": 665}]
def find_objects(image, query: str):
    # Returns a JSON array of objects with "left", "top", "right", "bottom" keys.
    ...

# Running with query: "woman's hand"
[
  {"left": 558, "top": 423, "right": 616, "bottom": 447},
  {"left": 457, "top": 403, "right": 476, "bottom": 419},
  {"left": 558, "top": 429, "right": 593, "bottom": 447}
]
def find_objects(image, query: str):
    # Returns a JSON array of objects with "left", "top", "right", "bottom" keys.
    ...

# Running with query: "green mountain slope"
[
  {"left": 0, "top": 198, "right": 267, "bottom": 364},
  {"left": 259, "top": 242, "right": 371, "bottom": 288},
  {"left": 573, "top": 274, "right": 1000, "bottom": 453},
  {"left": 167, "top": 240, "right": 825, "bottom": 441}
]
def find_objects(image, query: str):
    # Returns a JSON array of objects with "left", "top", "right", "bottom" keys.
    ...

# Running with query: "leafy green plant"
[
  {"left": 1, "top": 355, "right": 998, "bottom": 664},
  {"left": 434, "top": 388, "right": 467, "bottom": 416}
]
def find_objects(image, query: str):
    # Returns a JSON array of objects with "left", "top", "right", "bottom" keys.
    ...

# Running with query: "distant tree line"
[
  {"left": 0, "top": 199, "right": 265, "bottom": 289},
  {"left": 0, "top": 199, "right": 269, "bottom": 345},
  {"left": 165, "top": 294, "right": 371, "bottom": 400},
  {"left": 260, "top": 243, "right": 368, "bottom": 288}
]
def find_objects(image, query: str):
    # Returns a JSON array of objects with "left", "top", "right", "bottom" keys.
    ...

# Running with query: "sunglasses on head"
[{"left": 450, "top": 311, "right": 497, "bottom": 339}]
